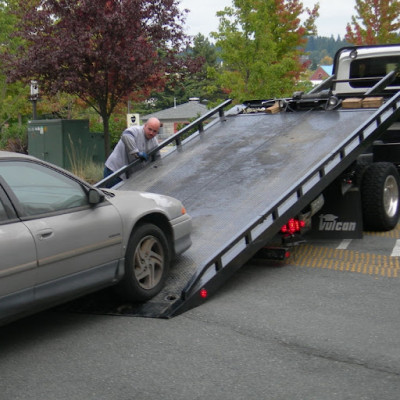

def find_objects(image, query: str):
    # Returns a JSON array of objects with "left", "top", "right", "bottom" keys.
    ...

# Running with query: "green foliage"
[
  {"left": 187, "top": 34, "right": 224, "bottom": 103},
  {"left": 191, "top": 34, "right": 219, "bottom": 67},
  {"left": 0, "top": 1, "right": 32, "bottom": 129},
  {"left": 0, "top": 79, "right": 31, "bottom": 126},
  {"left": 0, "top": 0, "right": 20, "bottom": 53},
  {"left": 142, "top": 33, "right": 226, "bottom": 111},
  {"left": 0, "top": 122, "right": 27, "bottom": 153},
  {"left": 305, "top": 35, "right": 349, "bottom": 69},
  {"left": 175, "top": 113, "right": 204, "bottom": 141},
  {"left": 89, "top": 113, "right": 126, "bottom": 148},
  {"left": 38, "top": 93, "right": 87, "bottom": 120},
  {"left": 211, "top": 0, "right": 320, "bottom": 101}
]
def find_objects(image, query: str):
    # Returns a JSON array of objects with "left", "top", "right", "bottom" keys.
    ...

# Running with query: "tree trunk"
[{"left": 102, "top": 114, "right": 111, "bottom": 158}]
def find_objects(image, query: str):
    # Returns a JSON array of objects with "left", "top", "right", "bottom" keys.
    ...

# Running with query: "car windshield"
[{"left": 0, "top": 160, "right": 88, "bottom": 216}]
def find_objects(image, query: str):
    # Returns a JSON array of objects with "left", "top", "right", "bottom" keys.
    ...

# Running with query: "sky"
[{"left": 178, "top": 0, "right": 357, "bottom": 39}]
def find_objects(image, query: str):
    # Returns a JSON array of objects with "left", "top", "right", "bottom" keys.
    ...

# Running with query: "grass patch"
[{"left": 67, "top": 134, "right": 103, "bottom": 184}]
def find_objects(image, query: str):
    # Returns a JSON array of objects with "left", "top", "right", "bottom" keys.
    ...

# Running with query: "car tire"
[
  {"left": 361, "top": 162, "right": 400, "bottom": 231},
  {"left": 116, "top": 223, "right": 171, "bottom": 302}
]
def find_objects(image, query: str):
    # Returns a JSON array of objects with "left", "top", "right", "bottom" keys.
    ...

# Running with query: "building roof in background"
[
  {"left": 310, "top": 65, "right": 333, "bottom": 83},
  {"left": 142, "top": 98, "right": 211, "bottom": 121},
  {"left": 321, "top": 65, "right": 333, "bottom": 75}
]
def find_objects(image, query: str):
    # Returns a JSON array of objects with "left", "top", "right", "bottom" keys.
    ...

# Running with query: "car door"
[
  {"left": 0, "top": 159, "right": 124, "bottom": 300},
  {"left": 0, "top": 182, "right": 36, "bottom": 319}
]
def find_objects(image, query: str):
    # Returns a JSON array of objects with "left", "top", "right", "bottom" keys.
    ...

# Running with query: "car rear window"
[{"left": 349, "top": 56, "right": 400, "bottom": 88}]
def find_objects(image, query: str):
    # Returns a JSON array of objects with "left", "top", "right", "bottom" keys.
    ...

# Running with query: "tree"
[
  {"left": 188, "top": 34, "right": 226, "bottom": 105},
  {"left": 2, "top": 0, "right": 195, "bottom": 156},
  {"left": 0, "top": 0, "right": 32, "bottom": 134},
  {"left": 135, "top": 34, "right": 223, "bottom": 112},
  {"left": 345, "top": 0, "right": 400, "bottom": 45},
  {"left": 211, "top": 0, "right": 319, "bottom": 101},
  {"left": 320, "top": 54, "right": 333, "bottom": 65},
  {"left": 305, "top": 35, "right": 349, "bottom": 70},
  {"left": 154, "top": 34, "right": 224, "bottom": 107}
]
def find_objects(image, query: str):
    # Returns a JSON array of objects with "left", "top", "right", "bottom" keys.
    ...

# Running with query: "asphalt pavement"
[{"left": 1, "top": 231, "right": 400, "bottom": 400}]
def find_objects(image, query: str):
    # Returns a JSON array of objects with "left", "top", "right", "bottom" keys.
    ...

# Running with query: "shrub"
[{"left": 0, "top": 124, "right": 28, "bottom": 153}]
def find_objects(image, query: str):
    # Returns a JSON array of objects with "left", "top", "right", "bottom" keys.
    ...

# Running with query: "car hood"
[{"left": 102, "top": 189, "right": 186, "bottom": 221}]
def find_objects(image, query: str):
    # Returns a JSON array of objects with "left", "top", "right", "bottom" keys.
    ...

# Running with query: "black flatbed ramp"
[{"left": 119, "top": 99, "right": 400, "bottom": 318}]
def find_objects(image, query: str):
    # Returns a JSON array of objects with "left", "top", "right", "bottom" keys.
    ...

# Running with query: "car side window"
[{"left": 0, "top": 160, "right": 89, "bottom": 217}]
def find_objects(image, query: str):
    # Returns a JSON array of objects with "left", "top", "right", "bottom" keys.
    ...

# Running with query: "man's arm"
[
  {"left": 121, "top": 130, "right": 149, "bottom": 162},
  {"left": 121, "top": 131, "right": 139, "bottom": 155}
]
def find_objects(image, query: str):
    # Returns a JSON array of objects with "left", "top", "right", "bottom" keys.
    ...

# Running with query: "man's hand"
[{"left": 137, "top": 151, "right": 148, "bottom": 161}]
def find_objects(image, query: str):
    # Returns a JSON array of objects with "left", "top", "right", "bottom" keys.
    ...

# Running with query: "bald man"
[{"left": 103, "top": 117, "right": 161, "bottom": 187}]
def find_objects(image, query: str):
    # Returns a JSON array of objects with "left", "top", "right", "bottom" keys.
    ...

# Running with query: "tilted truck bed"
[{"left": 120, "top": 94, "right": 400, "bottom": 317}]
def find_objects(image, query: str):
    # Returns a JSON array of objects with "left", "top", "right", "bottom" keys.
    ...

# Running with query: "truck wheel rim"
[
  {"left": 384, "top": 175, "right": 399, "bottom": 218},
  {"left": 134, "top": 235, "right": 164, "bottom": 290}
]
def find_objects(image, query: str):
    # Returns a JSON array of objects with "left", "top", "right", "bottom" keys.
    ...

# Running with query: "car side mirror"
[{"left": 88, "top": 188, "right": 105, "bottom": 205}]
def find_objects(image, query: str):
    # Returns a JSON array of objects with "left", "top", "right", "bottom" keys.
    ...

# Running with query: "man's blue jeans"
[{"left": 103, "top": 166, "right": 122, "bottom": 188}]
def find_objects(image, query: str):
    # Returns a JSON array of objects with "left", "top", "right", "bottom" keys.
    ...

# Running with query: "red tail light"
[{"left": 280, "top": 218, "right": 305, "bottom": 234}]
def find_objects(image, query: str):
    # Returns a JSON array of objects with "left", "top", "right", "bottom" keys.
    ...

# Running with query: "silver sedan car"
[{"left": 0, "top": 151, "right": 192, "bottom": 325}]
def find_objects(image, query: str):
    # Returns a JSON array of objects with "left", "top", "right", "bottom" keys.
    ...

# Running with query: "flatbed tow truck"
[{"left": 95, "top": 44, "right": 400, "bottom": 318}]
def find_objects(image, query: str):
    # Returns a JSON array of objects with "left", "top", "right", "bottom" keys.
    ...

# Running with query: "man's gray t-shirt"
[{"left": 105, "top": 125, "right": 159, "bottom": 176}]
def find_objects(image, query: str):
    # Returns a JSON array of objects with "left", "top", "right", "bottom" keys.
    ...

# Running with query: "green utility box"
[{"left": 27, "top": 119, "right": 105, "bottom": 171}]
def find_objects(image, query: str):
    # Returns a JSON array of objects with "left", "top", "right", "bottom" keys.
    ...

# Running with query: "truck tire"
[
  {"left": 361, "top": 162, "right": 400, "bottom": 231},
  {"left": 353, "top": 160, "right": 370, "bottom": 186},
  {"left": 116, "top": 223, "right": 171, "bottom": 302}
]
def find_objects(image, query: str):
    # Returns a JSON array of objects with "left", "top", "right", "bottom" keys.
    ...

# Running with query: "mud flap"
[{"left": 308, "top": 182, "right": 363, "bottom": 239}]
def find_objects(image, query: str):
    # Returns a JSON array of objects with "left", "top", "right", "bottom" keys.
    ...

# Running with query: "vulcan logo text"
[{"left": 319, "top": 214, "right": 357, "bottom": 231}]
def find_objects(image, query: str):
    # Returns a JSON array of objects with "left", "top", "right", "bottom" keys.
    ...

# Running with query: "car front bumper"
[{"left": 170, "top": 214, "right": 192, "bottom": 256}]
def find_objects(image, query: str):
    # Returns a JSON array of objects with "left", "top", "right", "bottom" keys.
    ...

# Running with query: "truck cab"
[{"left": 333, "top": 44, "right": 400, "bottom": 97}]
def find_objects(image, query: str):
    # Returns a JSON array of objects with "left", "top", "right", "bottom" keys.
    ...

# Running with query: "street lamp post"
[{"left": 30, "top": 80, "right": 39, "bottom": 120}]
